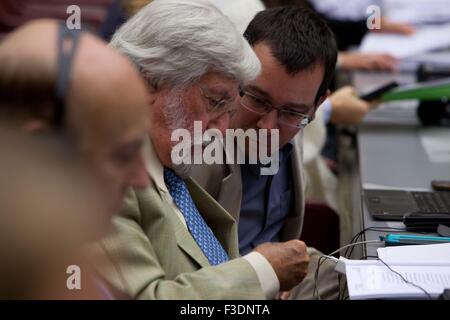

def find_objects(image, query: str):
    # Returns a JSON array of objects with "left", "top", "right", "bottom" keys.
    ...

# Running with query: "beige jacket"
[
  {"left": 95, "top": 140, "right": 265, "bottom": 299},
  {"left": 192, "top": 132, "right": 306, "bottom": 241}
]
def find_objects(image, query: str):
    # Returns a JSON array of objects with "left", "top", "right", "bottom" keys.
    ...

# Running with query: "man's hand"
[
  {"left": 254, "top": 240, "right": 309, "bottom": 291},
  {"left": 329, "top": 86, "right": 379, "bottom": 125},
  {"left": 275, "top": 291, "right": 291, "bottom": 300},
  {"left": 375, "top": 17, "right": 415, "bottom": 35},
  {"left": 339, "top": 52, "right": 397, "bottom": 72}
]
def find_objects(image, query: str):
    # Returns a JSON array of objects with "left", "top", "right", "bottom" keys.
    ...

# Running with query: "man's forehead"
[
  {"left": 251, "top": 42, "right": 324, "bottom": 106},
  {"left": 76, "top": 84, "right": 147, "bottom": 144},
  {"left": 201, "top": 73, "right": 239, "bottom": 89}
]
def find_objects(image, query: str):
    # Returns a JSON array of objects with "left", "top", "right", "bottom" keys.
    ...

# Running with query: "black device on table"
[
  {"left": 359, "top": 81, "right": 399, "bottom": 101},
  {"left": 416, "top": 63, "right": 450, "bottom": 126},
  {"left": 402, "top": 182, "right": 450, "bottom": 229},
  {"left": 431, "top": 180, "right": 450, "bottom": 191},
  {"left": 403, "top": 212, "right": 450, "bottom": 230}
]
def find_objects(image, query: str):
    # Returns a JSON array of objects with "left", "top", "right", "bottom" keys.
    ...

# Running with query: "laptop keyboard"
[{"left": 411, "top": 191, "right": 450, "bottom": 213}]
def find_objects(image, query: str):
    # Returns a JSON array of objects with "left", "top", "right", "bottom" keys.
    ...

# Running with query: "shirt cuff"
[
  {"left": 243, "top": 252, "right": 280, "bottom": 299},
  {"left": 320, "top": 98, "right": 332, "bottom": 124}
]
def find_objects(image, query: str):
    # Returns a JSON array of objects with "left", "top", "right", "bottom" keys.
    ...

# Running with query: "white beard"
[{"left": 165, "top": 87, "right": 196, "bottom": 179}]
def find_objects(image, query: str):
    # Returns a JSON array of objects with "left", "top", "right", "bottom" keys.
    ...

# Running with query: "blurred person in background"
[
  {"left": 0, "top": 0, "right": 124, "bottom": 41},
  {"left": 0, "top": 19, "right": 150, "bottom": 218},
  {"left": 121, "top": 0, "right": 411, "bottom": 72},
  {"left": 265, "top": 0, "right": 415, "bottom": 47},
  {"left": 122, "top": 0, "right": 153, "bottom": 16},
  {"left": 0, "top": 19, "right": 150, "bottom": 298},
  {"left": 262, "top": 0, "right": 416, "bottom": 71}
]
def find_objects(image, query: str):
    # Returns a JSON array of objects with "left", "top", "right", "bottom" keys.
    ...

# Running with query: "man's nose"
[
  {"left": 207, "top": 112, "right": 230, "bottom": 135},
  {"left": 257, "top": 109, "right": 279, "bottom": 131}
]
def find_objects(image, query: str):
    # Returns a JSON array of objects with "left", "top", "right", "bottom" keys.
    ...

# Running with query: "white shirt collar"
[{"left": 143, "top": 136, "right": 168, "bottom": 193}]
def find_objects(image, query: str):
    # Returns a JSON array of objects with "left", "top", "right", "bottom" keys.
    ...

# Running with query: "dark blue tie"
[{"left": 163, "top": 168, "right": 229, "bottom": 266}]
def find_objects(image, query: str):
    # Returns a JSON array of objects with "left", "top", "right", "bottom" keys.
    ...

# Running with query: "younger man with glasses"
[{"left": 192, "top": 6, "right": 340, "bottom": 299}]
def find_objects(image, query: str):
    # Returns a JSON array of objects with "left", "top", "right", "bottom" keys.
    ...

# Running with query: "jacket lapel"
[
  {"left": 186, "top": 178, "right": 240, "bottom": 259},
  {"left": 154, "top": 184, "right": 211, "bottom": 268},
  {"left": 215, "top": 138, "right": 243, "bottom": 223},
  {"left": 281, "top": 131, "right": 305, "bottom": 240},
  {"left": 160, "top": 177, "right": 240, "bottom": 267},
  {"left": 170, "top": 207, "right": 211, "bottom": 267},
  {"left": 216, "top": 162, "right": 242, "bottom": 223}
]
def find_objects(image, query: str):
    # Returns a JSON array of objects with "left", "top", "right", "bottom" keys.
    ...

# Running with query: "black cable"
[
  {"left": 339, "top": 226, "right": 424, "bottom": 299},
  {"left": 346, "top": 230, "right": 364, "bottom": 258},
  {"left": 340, "top": 229, "right": 369, "bottom": 299},
  {"left": 313, "top": 256, "right": 324, "bottom": 300},
  {"left": 338, "top": 273, "right": 342, "bottom": 300},
  {"left": 345, "top": 226, "right": 428, "bottom": 259},
  {"left": 315, "top": 240, "right": 382, "bottom": 300},
  {"left": 340, "top": 228, "right": 379, "bottom": 297},
  {"left": 344, "top": 228, "right": 364, "bottom": 258},
  {"left": 346, "top": 227, "right": 370, "bottom": 258},
  {"left": 360, "top": 255, "right": 379, "bottom": 259},
  {"left": 319, "top": 226, "right": 434, "bottom": 300},
  {"left": 314, "top": 255, "right": 337, "bottom": 300},
  {"left": 377, "top": 256, "right": 433, "bottom": 300}
]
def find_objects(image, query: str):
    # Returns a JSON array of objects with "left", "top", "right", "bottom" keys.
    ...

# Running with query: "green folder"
[{"left": 381, "top": 78, "right": 450, "bottom": 102}]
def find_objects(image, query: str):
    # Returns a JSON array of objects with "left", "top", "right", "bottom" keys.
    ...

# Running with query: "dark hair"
[
  {"left": 244, "top": 6, "right": 337, "bottom": 104},
  {"left": 0, "top": 23, "right": 80, "bottom": 128},
  {"left": 0, "top": 56, "right": 56, "bottom": 123}
]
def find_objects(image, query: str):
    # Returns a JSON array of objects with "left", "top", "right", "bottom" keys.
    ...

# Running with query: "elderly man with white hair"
[{"left": 96, "top": 0, "right": 310, "bottom": 299}]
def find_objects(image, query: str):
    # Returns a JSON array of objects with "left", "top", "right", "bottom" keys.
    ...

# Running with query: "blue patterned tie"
[{"left": 163, "top": 168, "right": 229, "bottom": 266}]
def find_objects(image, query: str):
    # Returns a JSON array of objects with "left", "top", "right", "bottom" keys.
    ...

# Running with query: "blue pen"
[{"left": 381, "top": 234, "right": 450, "bottom": 246}]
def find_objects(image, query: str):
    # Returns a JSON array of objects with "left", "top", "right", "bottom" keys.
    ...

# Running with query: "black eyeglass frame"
[
  {"left": 53, "top": 22, "right": 81, "bottom": 128},
  {"left": 238, "top": 87, "right": 314, "bottom": 129}
]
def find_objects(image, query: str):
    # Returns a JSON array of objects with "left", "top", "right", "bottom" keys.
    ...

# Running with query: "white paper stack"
[
  {"left": 359, "top": 24, "right": 450, "bottom": 59},
  {"left": 341, "top": 243, "right": 450, "bottom": 299}
]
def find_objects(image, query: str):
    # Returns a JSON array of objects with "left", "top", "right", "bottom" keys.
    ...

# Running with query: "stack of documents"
[
  {"left": 383, "top": 0, "right": 450, "bottom": 25},
  {"left": 359, "top": 24, "right": 450, "bottom": 59},
  {"left": 340, "top": 243, "right": 450, "bottom": 299}
]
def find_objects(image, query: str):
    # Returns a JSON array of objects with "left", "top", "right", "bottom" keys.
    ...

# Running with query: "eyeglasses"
[
  {"left": 239, "top": 88, "right": 313, "bottom": 129},
  {"left": 198, "top": 86, "right": 238, "bottom": 117},
  {"left": 54, "top": 22, "right": 81, "bottom": 128}
]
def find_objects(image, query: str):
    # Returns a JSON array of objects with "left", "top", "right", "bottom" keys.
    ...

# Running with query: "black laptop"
[{"left": 364, "top": 189, "right": 450, "bottom": 221}]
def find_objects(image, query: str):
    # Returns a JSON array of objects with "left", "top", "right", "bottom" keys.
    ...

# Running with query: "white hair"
[{"left": 110, "top": 0, "right": 261, "bottom": 88}]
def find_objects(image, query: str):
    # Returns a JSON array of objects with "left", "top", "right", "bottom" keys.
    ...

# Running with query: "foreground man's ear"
[
  {"left": 23, "top": 118, "right": 51, "bottom": 134},
  {"left": 317, "top": 89, "right": 331, "bottom": 108}
]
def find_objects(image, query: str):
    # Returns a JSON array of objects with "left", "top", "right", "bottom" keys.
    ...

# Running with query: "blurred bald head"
[
  {"left": 0, "top": 20, "right": 146, "bottom": 135},
  {"left": 0, "top": 20, "right": 150, "bottom": 208}
]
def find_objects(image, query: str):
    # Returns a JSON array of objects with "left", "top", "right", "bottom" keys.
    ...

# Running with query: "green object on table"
[{"left": 381, "top": 78, "right": 450, "bottom": 102}]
